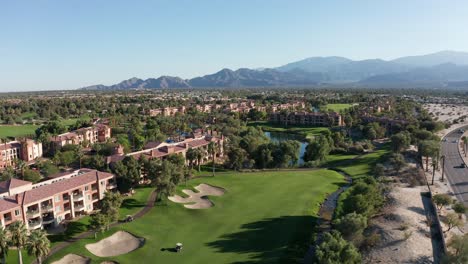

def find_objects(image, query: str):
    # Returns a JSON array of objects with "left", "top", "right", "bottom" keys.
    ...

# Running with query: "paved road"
[{"left": 441, "top": 125, "right": 468, "bottom": 206}]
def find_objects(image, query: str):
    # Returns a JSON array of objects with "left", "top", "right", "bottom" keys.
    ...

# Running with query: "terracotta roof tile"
[{"left": 22, "top": 170, "right": 114, "bottom": 205}]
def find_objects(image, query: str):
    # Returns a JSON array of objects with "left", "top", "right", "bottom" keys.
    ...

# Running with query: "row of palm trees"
[
  {"left": 0, "top": 221, "right": 50, "bottom": 264},
  {"left": 185, "top": 141, "right": 217, "bottom": 176}
]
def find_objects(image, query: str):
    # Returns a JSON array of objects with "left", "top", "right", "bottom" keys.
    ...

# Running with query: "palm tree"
[
  {"left": 186, "top": 148, "right": 197, "bottom": 170},
  {"left": 16, "top": 159, "right": 26, "bottom": 180},
  {"left": 26, "top": 230, "right": 50, "bottom": 264},
  {"left": 195, "top": 148, "right": 203, "bottom": 172},
  {"left": 0, "top": 228, "right": 9, "bottom": 264},
  {"left": 8, "top": 221, "right": 27, "bottom": 264},
  {"left": 208, "top": 142, "right": 216, "bottom": 176}
]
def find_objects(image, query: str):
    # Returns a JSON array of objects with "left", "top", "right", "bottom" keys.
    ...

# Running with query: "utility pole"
[{"left": 441, "top": 155, "right": 446, "bottom": 182}]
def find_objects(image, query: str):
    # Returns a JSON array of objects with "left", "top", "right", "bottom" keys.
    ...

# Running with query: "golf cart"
[
  {"left": 125, "top": 215, "right": 134, "bottom": 222},
  {"left": 175, "top": 243, "right": 183, "bottom": 252}
]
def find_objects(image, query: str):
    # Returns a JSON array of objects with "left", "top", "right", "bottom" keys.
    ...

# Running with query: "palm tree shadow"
[{"left": 205, "top": 215, "right": 318, "bottom": 264}]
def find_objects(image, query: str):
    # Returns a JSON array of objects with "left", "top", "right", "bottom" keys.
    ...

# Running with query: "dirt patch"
[
  {"left": 85, "top": 231, "right": 144, "bottom": 257},
  {"left": 363, "top": 186, "right": 434, "bottom": 263},
  {"left": 51, "top": 254, "right": 90, "bottom": 264},
  {"left": 168, "top": 183, "right": 225, "bottom": 209}
]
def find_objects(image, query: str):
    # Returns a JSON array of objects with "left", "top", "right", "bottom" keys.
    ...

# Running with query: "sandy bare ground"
[
  {"left": 168, "top": 183, "right": 225, "bottom": 209},
  {"left": 85, "top": 231, "right": 144, "bottom": 257},
  {"left": 51, "top": 254, "right": 90, "bottom": 264},
  {"left": 424, "top": 103, "right": 468, "bottom": 123},
  {"left": 364, "top": 185, "right": 434, "bottom": 263}
]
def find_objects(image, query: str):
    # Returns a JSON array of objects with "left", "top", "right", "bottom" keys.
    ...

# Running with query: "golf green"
[{"left": 46, "top": 169, "right": 345, "bottom": 264}]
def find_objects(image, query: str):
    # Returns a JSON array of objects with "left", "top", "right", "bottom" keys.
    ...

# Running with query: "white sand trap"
[
  {"left": 51, "top": 254, "right": 90, "bottom": 264},
  {"left": 85, "top": 231, "right": 144, "bottom": 257},
  {"left": 168, "top": 183, "right": 225, "bottom": 209}
]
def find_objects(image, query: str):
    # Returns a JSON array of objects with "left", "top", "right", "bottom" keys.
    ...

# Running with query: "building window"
[
  {"left": 14, "top": 210, "right": 20, "bottom": 216},
  {"left": 55, "top": 195, "right": 60, "bottom": 202},
  {"left": 85, "top": 186, "right": 89, "bottom": 191}
]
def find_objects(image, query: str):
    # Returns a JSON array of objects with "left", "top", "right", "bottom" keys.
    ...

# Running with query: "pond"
[{"left": 264, "top": 131, "right": 308, "bottom": 165}]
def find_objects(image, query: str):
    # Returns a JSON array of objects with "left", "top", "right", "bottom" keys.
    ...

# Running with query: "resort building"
[
  {"left": 0, "top": 169, "right": 116, "bottom": 230},
  {"left": 269, "top": 112, "right": 344, "bottom": 127},
  {"left": 51, "top": 124, "right": 111, "bottom": 148},
  {"left": 0, "top": 139, "right": 43, "bottom": 170},
  {"left": 146, "top": 106, "right": 186, "bottom": 117},
  {"left": 107, "top": 134, "right": 224, "bottom": 165}
]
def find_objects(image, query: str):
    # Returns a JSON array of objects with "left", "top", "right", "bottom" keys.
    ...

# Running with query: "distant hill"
[
  {"left": 391, "top": 50, "right": 468, "bottom": 67},
  {"left": 79, "top": 50, "right": 468, "bottom": 90}
]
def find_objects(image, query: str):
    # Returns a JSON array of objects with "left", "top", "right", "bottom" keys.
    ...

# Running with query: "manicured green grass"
[
  {"left": 334, "top": 145, "right": 390, "bottom": 218},
  {"left": 335, "top": 147, "right": 389, "bottom": 180},
  {"left": 250, "top": 121, "right": 330, "bottom": 139},
  {"left": 325, "top": 103, "right": 355, "bottom": 112},
  {"left": 0, "top": 124, "right": 39, "bottom": 138},
  {"left": 46, "top": 170, "right": 345, "bottom": 264},
  {"left": 20, "top": 112, "right": 38, "bottom": 119}
]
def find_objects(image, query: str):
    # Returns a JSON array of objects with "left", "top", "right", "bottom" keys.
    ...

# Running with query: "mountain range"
[{"left": 80, "top": 51, "right": 468, "bottom": 90}]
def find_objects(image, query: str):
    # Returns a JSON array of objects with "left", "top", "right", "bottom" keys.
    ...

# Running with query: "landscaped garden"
[{"left": 46, "top": 169, "right": 345, "bottom": 263}]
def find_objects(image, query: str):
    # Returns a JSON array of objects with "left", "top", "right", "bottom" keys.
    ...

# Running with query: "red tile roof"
[
  {"left": 0, "top": 197, "right": 20, "bottom": 212},
  {"left": 0, "top": 178, "right": 32, "bottom": 193},
  {"left": 22, "top": 170, "right": 114, "bottom": 205}
]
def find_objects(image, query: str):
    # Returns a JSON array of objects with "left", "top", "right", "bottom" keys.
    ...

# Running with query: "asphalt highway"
[{"left": 441, "top": 125, "right": 468, "bottom": 206}]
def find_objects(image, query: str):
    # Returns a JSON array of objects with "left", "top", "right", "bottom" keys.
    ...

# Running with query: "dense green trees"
[
  {"left": 334, "top": 212, "right": 367, "bottom": 245},
  {"left": 101, "top": 191, "right": 123, "bottom": 222},
  {"left": 390, "top": 131, "right": 411, "bottom": 153},
  {"left": 111, "top": 156, "right": 141, "bottom": 192},
  {"left": 316, "top": 230, "right": 361, "bottom": 264},
  {"left": 339, "top": 178, "right": 383, "bottom": 218}
]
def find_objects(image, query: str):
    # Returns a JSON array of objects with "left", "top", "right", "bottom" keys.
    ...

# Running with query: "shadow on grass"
[
  {"left": 205, "top": 215, "right": 318, "bottom": 264},
  {"left": 48, "top": 221, "right": 89, "bottom": 243}
]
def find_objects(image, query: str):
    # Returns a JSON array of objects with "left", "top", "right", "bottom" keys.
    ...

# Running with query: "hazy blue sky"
[{"left": 1, "top": 0, "right": 467, "bottom": 91}]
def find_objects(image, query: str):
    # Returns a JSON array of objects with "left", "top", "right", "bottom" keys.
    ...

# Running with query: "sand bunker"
[
  {"left": 168, "top": 183, "right": 225, "bottom": 209},
  {"left": 85, "top": 231, "right": 144, "bottom": 257},
  {"left": 51, "top": 254, "right": 90, "bottom": 264}
]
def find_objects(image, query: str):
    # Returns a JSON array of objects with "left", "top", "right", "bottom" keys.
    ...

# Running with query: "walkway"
[{"left": 41, "top": 189, "right": 158, "bottom": 263}]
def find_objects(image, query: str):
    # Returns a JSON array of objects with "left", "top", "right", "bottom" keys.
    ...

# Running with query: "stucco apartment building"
[
  {"left": 0, "top": 169, "right": 116, "bottom": 230},
  {"left": 269, "top": 111, "right": 344, "bottom": 127},
  {"left": 51, "top": 124, "right": 111, "bottom": 148},
  {"left": 0, "top": 139, "right": 43, "bottom": 170},
  {"left": 146, "top": 106, "right": 186, "bottom": 117},
  {"left": 107, "top": 134, "right": 224, "bottom": 166}
]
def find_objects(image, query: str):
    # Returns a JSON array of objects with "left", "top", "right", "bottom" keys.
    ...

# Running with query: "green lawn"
[
  {"left": 249, "top": 121, "right": 330, "bottom": 139},
  {"left": 325, "top": 103, "right": 355, "bottom": 112},
  {"left": 46, "top": 170, "right": 345, "bottom": 264},
  {"left": 0, "top": 124, "right": 39, "bottom": 138}
]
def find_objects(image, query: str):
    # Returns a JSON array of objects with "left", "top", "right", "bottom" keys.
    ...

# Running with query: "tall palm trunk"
[
  {"left": 212, "top": 153, "right": 215, "bottom": 177},
  {"left": 18, "top": 248, "right": 22, "bottom": 264},
  {"left": 426, "top": 156, "right": 429, "bottom": 172}
]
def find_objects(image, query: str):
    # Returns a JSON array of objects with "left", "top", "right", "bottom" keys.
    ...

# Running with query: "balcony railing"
[
  {"left": 73, "top": 193, "right": 84, "bottom": 200},
  {"left": 107, "top": 183, "right": 117, "bottom": 189},
  {"left": 4, "top": 217, "right": 12, "bottom": 222},
  {"left": 41, "top": 204, "right": 53, "bottom": 212},
  {"left": 74, "top": 204, "right": 85, "bottom": 211},
  {"left": 63, "top": 196, "right": 70, "bottom": 201},
  {"left": 28, "top": 220, "right": 42, "bottom": 229},
  {"left": 26, "top": 209, "right": 40, "bottom": 217}
]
